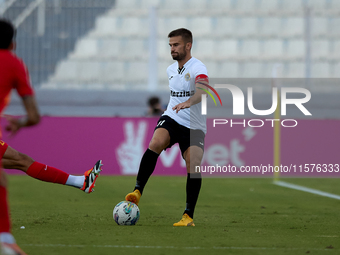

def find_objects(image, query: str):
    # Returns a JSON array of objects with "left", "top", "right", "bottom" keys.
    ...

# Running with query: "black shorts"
[{"left": 154, "top": 115, "right": 205, "bottom": 156}]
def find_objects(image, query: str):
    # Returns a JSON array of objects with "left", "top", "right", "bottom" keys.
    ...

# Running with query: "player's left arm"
[
  {"left": 172, "top": 74, "right": 209, "bottom": 113},
  {"left": 5, "top": 60, "right": 41, "bottom": 136}
]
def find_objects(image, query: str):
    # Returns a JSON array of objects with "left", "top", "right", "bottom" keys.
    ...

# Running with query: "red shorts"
[
  {"left": 0, "top": 140, "right": 8, "bottom": 160},
  {"left": 0, "top": 140, "right": 8, "bottom": 174}
]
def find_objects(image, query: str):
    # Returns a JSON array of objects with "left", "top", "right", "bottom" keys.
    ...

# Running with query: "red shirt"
[{"left": 0, "top": 50, "right": 34, "bottom": 115}]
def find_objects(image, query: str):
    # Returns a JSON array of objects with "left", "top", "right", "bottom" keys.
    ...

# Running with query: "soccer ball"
[{"left": 113, "top": 201, "right": 140, "bottom": 225}]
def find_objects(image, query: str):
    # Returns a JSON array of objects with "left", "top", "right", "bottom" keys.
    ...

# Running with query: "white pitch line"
[
  {"left": 21, "top": 244, "right": 333, "bottom": 251},
  {"left": 274, "top": 181, "right": 340, "bottom": 200}
]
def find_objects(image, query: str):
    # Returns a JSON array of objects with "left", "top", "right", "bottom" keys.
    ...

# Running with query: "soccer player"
[
  {"left": 125, "top": 28, "right": 209, "bottom": 226},
  {"left": 0, "top": 19, "right": 102, "bottom": 255}
]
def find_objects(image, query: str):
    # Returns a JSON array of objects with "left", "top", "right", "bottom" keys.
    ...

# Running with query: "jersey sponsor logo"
[
  {"left": 170, "top": 90, "right": 195, "bottom": 97},
  {"left": 0, "top": 140, "right": 4, "bottom": 146},
  {"left": 169, "top": 76, "right": 173, "bottom": 80}
]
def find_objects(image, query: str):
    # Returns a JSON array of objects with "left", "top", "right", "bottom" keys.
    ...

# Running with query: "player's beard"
[{"left": 171, "top": 50, "right": 186, "bottom": 61}]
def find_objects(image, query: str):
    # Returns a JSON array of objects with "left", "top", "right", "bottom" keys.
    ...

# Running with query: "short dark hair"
[
  {"left": 148, "top": 96, "right": 160, "bottom": 107},
  {"left": 168, "top": 28, "right": 193, "bottom": 44},
  {"left": 0, "top": 19, "right": 16, "bottom": 49}
]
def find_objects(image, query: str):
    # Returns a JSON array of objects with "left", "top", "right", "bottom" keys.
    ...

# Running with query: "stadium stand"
[{"left": 35, "top": 0, "right": 340, "bottom": 91}]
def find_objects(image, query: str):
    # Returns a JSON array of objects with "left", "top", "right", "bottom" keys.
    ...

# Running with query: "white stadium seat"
[
  {"left": 312, "top": 40, "right": 329, "bottom": 59},
  {"left": 285, "top": 40, "right": 305, "bottom": 59},
  {"left": 53, "top": 61, "right": 77, "bottom": 81},
  {"left": 187, "top": 17, "right": 212, "bottom": 37},
  {"left": 211, "top": 17, "right": 235, "bottom": 37},
  {"left": 259, "top": 0, "right": 280, "bottom": 10},
  {"left": 100, "top": 62, "right": 125, "bottom": 82},
  {"left": 220, "top": 62, "right": 239, "bottom": 77},
  {"left": 234, "top": 18, "right": 259, "bottom": 37},
  {"left": 263, "top": 40, "right": 284, "bottom": 59},
  {"left": 77, "top": 62, "right": 102, "bottom": 82},
  {"left": 312, "top": 17, "right": 328, "bottom": 37},
  {"left": 97, "top": 39, "right": 121, "bottom": 58},
  {"left": 216, "top": 40, "right": 238, "bottom": 59},
  {"left": 239, "top": 40, "right": 261, "bottom": 58},
  {"left": 332, "top": 40, "right": 340, "bottom": 58},
  {"left": 259, "top": 17, "right": 281, "bottom": 37},
  {"left": 93, "top": 16, "right": 118, "bottom": 37},
  {"left": 193, "top": 39, "right": 215, "bottom": 59},
  {"left": 329, "top": 18, "right": 340, "bottom": 36},
  {"left": 281, "top": 18, "right": 304, "bottom": 37},
  {"left": 206, "top": 0, "right": 233, "bottom": 9},
  {"left": 279, "top": 0, "right": 304, "bottom": 10},
  {"left": 311, "top": 62, "right": 331, "bottom": 78},
  {"left": 240, "top": 62, "right": 263, "bottom": 78},
  {"left": 286, "top": 62, "right": 304, "bottom": 78},
  {"left": 72, "top": 39, "right": 98, "bottom": 59}
]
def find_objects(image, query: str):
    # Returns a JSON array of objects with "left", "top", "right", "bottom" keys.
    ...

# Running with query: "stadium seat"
[
  {"left": 53, "top": 61, "right": 78, "bottom": 81},
  {"left": 234, "top": 18, "right": 259, "bottom": 37},
  {"left": 307, "top": 0, "right": 328, "bottom": 9},
  {"left": 312, "top": 40, "right": 329, "bottom": 59},
  {"left": 193, "top": 39, "right": 215, "bottom": 59},
  {"left": 206, "top": 0, "right": 233, "bottom": 9},
  {"left": 187, "top": 17, "right": 212, "bottom": 37},
  {"left": 140, "top": 0, "right": 162, "bottom": 8},
  {"left": 329, "top": 18, "right": 340, "bottom": 36},
  {"left": 100, "top": 62, "right": 125, "bottom": 82},
  {"left": 234, "top": 0, "right": 259, "bottom": 10},
  {"left": 285, "top": 40, "right": 305, "bottom": 59},
  {"left": 161, "top": 17, "right": 189, "bottom": 36},
  {"left": 239, "top": 40, "right": 261, "bottom": 58},
  {"left": 215, "top": 39, "right": 238, "bottom": 59},
  {"left": 211, "top": 17, "right": 235, "bottom": 37},
  {"left": 220, "top": 62, "right": 239, "bottom": 77},
  {"left": 312, "top": 17, "right": 328, "bottom": 37},
  {"left": 97, "top": 39, "right": 121, "bottom": 59},
  {"left": 286, "top": 62, "right": 304, "bottom": 77},
  {"left": 92, "top": 16, "right": 118, "bottom": 37},
  {"left": 77, "top": 62, "right": 102, "bottom": 82},
  {"left": 330, "top": 0, "right": 340, "bottom": 8},
  {"left": 259, "top": 0, "right": 280, "bottom": 10},
  {"left": 120, "top": 38, "right": 148, "bottom": 59},
  {"left": 281, "top": 18, "right": 304, "bottom": 37},
  {"left": 311, "top": 62, "right": 330, "bottom": 78},
  {"left": 157, "top": 39, "right": 170, "bottom": 59},
  {"left": 72, "top": 38, "right": 98, "bottom": 58},
  {"left": 115, "top": 0, "right": 140, "bottom": 9},
  {"left": 332, "top": 40, "right": 340, "bottom": 58},
  {"left": 263, "top": 40, "right": 284, "bottom": 59},
  {"left": 258, "top": 17, "right": 282, "bottom": 37},
  {"left": 240, "top": 62, "right": 263, "bottom": 78},
  {"left": 125, "top": 62, "right": 148, "bottom": 82},
  {"left": 278, "top": 0, "right": 304, "bottom": 10}
]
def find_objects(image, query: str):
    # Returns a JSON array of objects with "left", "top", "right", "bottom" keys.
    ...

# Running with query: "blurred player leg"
[
  {"left": 0, "top": 172, "right": 27, "bottom": 255},
  {"left": 2, "top": 144, "right": 102, "bottom": 193}
]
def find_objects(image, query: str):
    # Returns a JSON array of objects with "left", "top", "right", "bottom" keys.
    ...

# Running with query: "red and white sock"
[
  {"left": 26, "top": 162, "right": 69, "bottom": 185},
  {"left": 26, "top": 162, "right": 85, "bottom": 189}
]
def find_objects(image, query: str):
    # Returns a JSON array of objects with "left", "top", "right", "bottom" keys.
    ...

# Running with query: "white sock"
[
  {"left": 0, "top": 233, "right": 15, "bottom": 244},
  {"left": 65, "top": 175, "right": 85, "bottom": 189}
]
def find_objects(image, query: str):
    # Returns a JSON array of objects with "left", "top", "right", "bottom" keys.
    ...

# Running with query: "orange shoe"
[
  {"left": 1, "top": 242, "right": 27, "bottom": 255},
  {"left": 125, "top": 189, "right": 141, "bottom": 206},
  {"left": 173, "top": 213, "right": 195, "bottom": 227},
  {"left": 80, "top": 160, "right": 103, "bottom": 193}
]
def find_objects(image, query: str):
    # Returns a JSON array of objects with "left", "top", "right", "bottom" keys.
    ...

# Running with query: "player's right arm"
[{"left": 5, "top": 96, "right": 40, "bottom": 135}]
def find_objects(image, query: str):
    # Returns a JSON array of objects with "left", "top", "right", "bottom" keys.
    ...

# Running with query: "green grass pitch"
[{"left": 7, "top": 175, "right": 340, "bottom": 255}]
